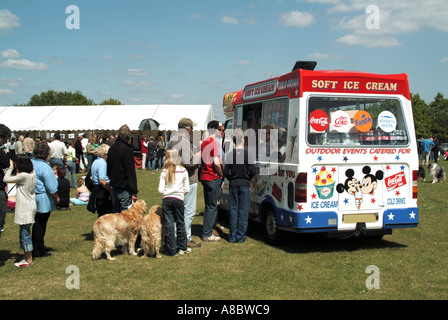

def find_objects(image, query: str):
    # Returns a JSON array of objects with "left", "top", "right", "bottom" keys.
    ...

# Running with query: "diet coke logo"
[
  {"left": 385, "top": 171, "right": 407, "bottom": 191},
  {"left": 309, "top": 110, "right": 329, "bottom": 132},
  {"left": 334, "top": 116, "right": 349, "bottom": 127},
  {"left": 331, "top": 110, "right": 351, "bottom": 133}
]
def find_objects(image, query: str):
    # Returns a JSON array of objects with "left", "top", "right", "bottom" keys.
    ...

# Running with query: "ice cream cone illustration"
[{"left": 354, "top": 187, "right": 363, "bottom": 210}]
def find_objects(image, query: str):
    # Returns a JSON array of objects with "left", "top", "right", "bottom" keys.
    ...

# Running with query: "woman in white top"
[
  {"left": 158, "top": 149, "right": 190, "bottom": 256},
  {"left": 3, "top": 154, "right": 37, "bottom": 267}
]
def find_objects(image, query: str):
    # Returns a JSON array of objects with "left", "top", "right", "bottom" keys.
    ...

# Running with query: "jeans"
[
  {"left": 147, "top": 158, "right": 155, "bottom": 170},
  {"left": 229, "top": 185, "right": 251, "bottom": 243},
  {"left": 49, "top": 158, "right": 64, "bottom": 169},
  {"left": 20, "top": 224, "right": 33, "bottom": 252},
  {"left": 201, "top": 178, "right": 222, "bottom": 238},
  {"left": 183, "top": 182, "right": 197, "bottom": 242},
  {"left": 163, "top": 197, "right": 187, "bottom": 256},
  {"left": 66, "top": 160, "right": 77, "bottom": 188},
  {"left": 112, "top": 187, "right": 132, "bottom": 213}
]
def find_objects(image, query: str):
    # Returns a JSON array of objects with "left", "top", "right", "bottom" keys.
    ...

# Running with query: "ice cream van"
[{"left": 218, "top": 61, "right": 419, "bottom": 244}]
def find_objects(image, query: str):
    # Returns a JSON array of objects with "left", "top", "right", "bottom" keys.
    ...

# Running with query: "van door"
[{"left": 336, "top": 164, "right": 385, "bottom": 212}]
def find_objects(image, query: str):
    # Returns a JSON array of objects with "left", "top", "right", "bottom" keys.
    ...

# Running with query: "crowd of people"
[{"left": 0, "top": 118, "right": 256, "bottom": 267}]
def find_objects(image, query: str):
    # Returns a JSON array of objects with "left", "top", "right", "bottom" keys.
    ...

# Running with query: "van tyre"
[{"left": 264, "top": 208, "right": 285, "bottom": 245}]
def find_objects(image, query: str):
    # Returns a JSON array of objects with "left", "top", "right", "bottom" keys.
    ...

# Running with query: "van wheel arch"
[{"left": 262, "top": 204, "right": 286, "bottom": 246}]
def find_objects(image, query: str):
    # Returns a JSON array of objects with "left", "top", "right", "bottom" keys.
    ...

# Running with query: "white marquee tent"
[{"left": 0, "top": 104, "right": 215, "bottom": 132}]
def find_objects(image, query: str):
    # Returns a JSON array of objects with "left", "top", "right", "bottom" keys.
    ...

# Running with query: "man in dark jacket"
[
  {"left": 223, "top": 129, "right": 256, "bottom": 243},
  {"left": 107, "top": 125, "right": 138, "bottom": 212}
]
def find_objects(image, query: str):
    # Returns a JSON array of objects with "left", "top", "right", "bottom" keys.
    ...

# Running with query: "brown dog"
[
  {"left": 92, "top": 200, "right": 147, "bottom": 261},
  {"left": 139, "top": 205, "right": 164, "bottom": 259}
]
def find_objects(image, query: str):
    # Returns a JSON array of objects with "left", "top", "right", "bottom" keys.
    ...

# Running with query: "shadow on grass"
[
  {"left": 0, "top": 250, "right": 23, "bottom": 264},
  {"left": 211, "top": 215, "right": 407, "bottom": 254}
]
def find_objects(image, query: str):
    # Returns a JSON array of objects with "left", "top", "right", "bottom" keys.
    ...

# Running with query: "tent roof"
[{"left": 0, "top": 104, "right": 215, "bottom": 131}]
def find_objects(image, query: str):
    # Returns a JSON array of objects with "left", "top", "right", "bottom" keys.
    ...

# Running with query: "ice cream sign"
[{"left": 243, "top": 79, "right": 278, "bottom": 101}]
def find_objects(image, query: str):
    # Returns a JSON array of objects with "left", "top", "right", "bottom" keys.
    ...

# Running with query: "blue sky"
[{"left": 1, "top": 0, "right": 447, "bottom": 121}]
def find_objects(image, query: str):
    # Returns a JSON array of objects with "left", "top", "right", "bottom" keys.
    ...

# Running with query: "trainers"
[
  {"left": 202, "top": 235, "right": 221, "bottom": 242},
  {"left": 14, "top": 259, "right": 33, "bottom": 268},
  {"left": 177, "top": 248, "right": 192, "bottom": 255},
  {"left": 187, "top": 240, "right": 201, "bottom": 248}
]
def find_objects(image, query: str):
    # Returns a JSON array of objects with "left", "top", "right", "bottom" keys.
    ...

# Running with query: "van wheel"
[{"left": 264, "top": 208, "right": 285, "bottom": 245}]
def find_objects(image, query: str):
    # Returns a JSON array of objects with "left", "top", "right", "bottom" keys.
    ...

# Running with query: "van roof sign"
[{"left": 225, "top": 68, "right": 411, "bottom": 112}]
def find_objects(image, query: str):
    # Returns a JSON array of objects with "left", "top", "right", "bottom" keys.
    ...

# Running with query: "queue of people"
[{"left": 0, "top": 118, "right": 256, "bottom": 267}]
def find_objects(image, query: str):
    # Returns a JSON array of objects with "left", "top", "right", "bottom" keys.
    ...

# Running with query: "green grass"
[{"left": 1, "top": 162, "right": 448, "bottom": 300}]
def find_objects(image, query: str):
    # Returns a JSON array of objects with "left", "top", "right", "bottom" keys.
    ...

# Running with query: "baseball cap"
[{"left": 178, "top": 118, "right": 195, "bottom": 129}]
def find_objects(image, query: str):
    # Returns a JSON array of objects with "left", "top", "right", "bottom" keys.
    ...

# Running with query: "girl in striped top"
[
  {"left": 4, "top": 154, "right": 37, "bottom": 267},
  {"left": 158, "top": 149, "right": 190, "bottom": 256}
]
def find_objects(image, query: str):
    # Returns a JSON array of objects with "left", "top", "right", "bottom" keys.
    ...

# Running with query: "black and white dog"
[
  {"left": 418, "top": 165, "right": 426, "bottom": 181},
  {"left": 428, "top": 163, "right": 446, "bottom": 183}
]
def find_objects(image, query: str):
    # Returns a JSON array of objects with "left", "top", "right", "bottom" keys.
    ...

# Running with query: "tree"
[
  {"left": 100, "top": 98, "right": 122, "bottom": 105},
  {"left": 27, "top": 90, "right": 94, "bottom": 106},
  {"left": 411, "top": 93, "right": 431, "bottom": 139},
  {"left": 428, "top": 92, "right": 448, "bottom": 143}
]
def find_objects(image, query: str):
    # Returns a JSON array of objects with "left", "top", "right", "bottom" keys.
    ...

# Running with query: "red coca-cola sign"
[
  {"left": 385, "top": 171, "right": 407, "bottom": 191},
  {"left": 309, "top": 109, "right": 329, "bottom": 132}
]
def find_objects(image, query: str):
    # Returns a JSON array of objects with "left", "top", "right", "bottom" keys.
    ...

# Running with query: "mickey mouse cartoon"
[
  {"left": 337, "top": 166, "right": 383, "bottom": 209},
  {"left": 361, "top": 166, "right": 383, "bottom": 196}
]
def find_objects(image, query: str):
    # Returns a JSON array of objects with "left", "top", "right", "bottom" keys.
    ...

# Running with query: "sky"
[{"left": 1, "top": 0, "right": 447, "bottom": 122}]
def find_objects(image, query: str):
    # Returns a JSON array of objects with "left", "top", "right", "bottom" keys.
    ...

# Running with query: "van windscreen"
[{"left": 307, "top": 96, "right": 409, "bottom": 146}]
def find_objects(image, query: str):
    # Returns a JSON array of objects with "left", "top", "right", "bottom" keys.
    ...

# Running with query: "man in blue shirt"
[{"left": 421, "top": 136, "right": 435, "bottom": 165}]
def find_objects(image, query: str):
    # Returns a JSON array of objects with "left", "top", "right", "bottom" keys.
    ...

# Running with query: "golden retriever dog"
[
  {"left": 92, "top": 200, "right": 147, "bottom": 261},
  {"left": 139, "top": 205, "right": 164, "bottom": 259}
]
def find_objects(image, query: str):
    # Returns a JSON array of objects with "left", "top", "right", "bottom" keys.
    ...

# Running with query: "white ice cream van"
[{"left": 218, "top": 61, "right": 419, "bottom": 244}]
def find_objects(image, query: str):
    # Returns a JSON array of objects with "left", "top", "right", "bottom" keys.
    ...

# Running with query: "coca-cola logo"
[
  {"left": 309, "top": 109, "right": 329, "bottom": 132},
  {"left": 385, "top": 171, "right": 407, "bottom": 191}
]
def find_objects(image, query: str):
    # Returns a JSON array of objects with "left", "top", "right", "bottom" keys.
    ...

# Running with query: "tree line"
[{"left": 13, "top": 90, "right": 122, "bottom": 106}]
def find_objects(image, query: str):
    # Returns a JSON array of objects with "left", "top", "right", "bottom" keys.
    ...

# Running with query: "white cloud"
[
  {"left": 0, "top": 89, "right": 15, "bottom": 96},
  {"left": 220, "top": 16, "right": 239, "bottom": 25},
  {"left": 437, "top": 57, "right": 448, "bottom": 63},
  {"left": 0, "top": 9, "right": 20, "bottom": 31},
  {"left": 279, "top": 11, "right": 315, "bottom": 27},
  {"left": 169, "top": 94, "right": 187, "bottom": 99},
  {"left": 307, "top": 52, "right": 342, "bottom": 59},
  {"left": 237, "top": 60, "right": 251, "bottom": 66},
  {"left": 1, "top": 49, "right": 20, "bottom": 59},
  {"left": 126, "top": 69, "right": 149, "bottom": 76},
  {"left": 46, "top": 56, "right": 64, "bottom": 64},
  {"left": 0, "top": 59, "right": 49, "bottom": 70},
  {"left": 337, "top": 34, "right": 400, "bottom": 48},
  {"left": 325, "top": 0, "right": 448, "bottom": 47},
  {"left": 123, "top": 80, "right": 153, "bottom": 87}
]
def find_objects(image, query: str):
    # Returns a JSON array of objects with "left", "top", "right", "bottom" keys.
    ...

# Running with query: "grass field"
[{"left": 1, "top": 161, "right": 447, "bottom": 301}]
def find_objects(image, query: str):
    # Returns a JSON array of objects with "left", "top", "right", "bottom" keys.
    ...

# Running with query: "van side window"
[
  {"left": 307, "top": 96, "right": 409, "bottom": 146},
  {"left": 235, "top": 99, "right": 289, "bottom": 162}
]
